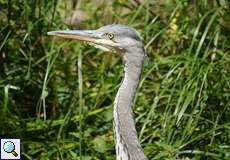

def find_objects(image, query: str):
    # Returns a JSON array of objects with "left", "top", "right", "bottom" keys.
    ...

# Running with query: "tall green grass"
[{"left": 0, "top": 0, "right": 229, "bottom": 159}]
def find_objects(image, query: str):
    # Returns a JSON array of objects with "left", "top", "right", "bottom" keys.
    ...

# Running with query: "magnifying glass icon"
[{"left": 3, "top": 141, "right": 18, "bottom": 157}]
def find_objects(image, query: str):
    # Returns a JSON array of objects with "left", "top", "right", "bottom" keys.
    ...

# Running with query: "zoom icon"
[{"left": 1, "top": 139, "right": 21, "bottom": 159}]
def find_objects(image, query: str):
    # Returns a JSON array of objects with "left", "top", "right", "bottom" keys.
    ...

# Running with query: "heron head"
[{"left": 48, "top": 24, "right": 144, "bottom": 57}]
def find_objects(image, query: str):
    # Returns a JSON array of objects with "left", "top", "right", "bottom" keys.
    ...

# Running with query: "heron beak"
[{"left": 47, "top": 30, "right": 117, "bottom": 48}]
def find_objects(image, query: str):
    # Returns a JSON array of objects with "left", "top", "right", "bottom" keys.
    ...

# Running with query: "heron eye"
[{"left": 107, "top": 33, "right": 114, "bottom": 39}]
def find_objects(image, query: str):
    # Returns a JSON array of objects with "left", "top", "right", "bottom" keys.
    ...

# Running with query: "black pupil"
[{"left": 109, "top": 33, "right": 113, "bottom": 39}]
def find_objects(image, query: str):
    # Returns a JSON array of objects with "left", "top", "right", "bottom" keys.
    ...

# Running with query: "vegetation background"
[{"left": 0, "top": 0, "right": 229, "bottom": 159}]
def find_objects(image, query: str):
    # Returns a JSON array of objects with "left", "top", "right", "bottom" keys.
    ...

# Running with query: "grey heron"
[{"left": 48, "top": 24, "right": 148, "bottom": 160}]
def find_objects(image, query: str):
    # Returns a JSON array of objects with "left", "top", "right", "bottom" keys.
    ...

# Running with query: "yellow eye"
[{"left": 107, "top": 33, "right": 114, "bottom": 39}]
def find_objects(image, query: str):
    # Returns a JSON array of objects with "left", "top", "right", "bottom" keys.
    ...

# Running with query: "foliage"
[{"left": 0, "top": 0, "right": 229, "bottom": 159}]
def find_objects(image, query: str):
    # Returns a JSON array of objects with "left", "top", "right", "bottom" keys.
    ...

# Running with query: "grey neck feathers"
[{"left": 113, "top": 48, "right": 148, "bottom": 160}]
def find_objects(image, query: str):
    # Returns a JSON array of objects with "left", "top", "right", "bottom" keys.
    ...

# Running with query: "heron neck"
[{"left": 113, "top": 50, "right": 147, "bottom": 160}]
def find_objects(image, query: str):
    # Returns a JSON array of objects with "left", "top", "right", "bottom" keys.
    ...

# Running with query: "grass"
[{"left": 0, "top": 0, "right": 230, "bottom": 159}]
